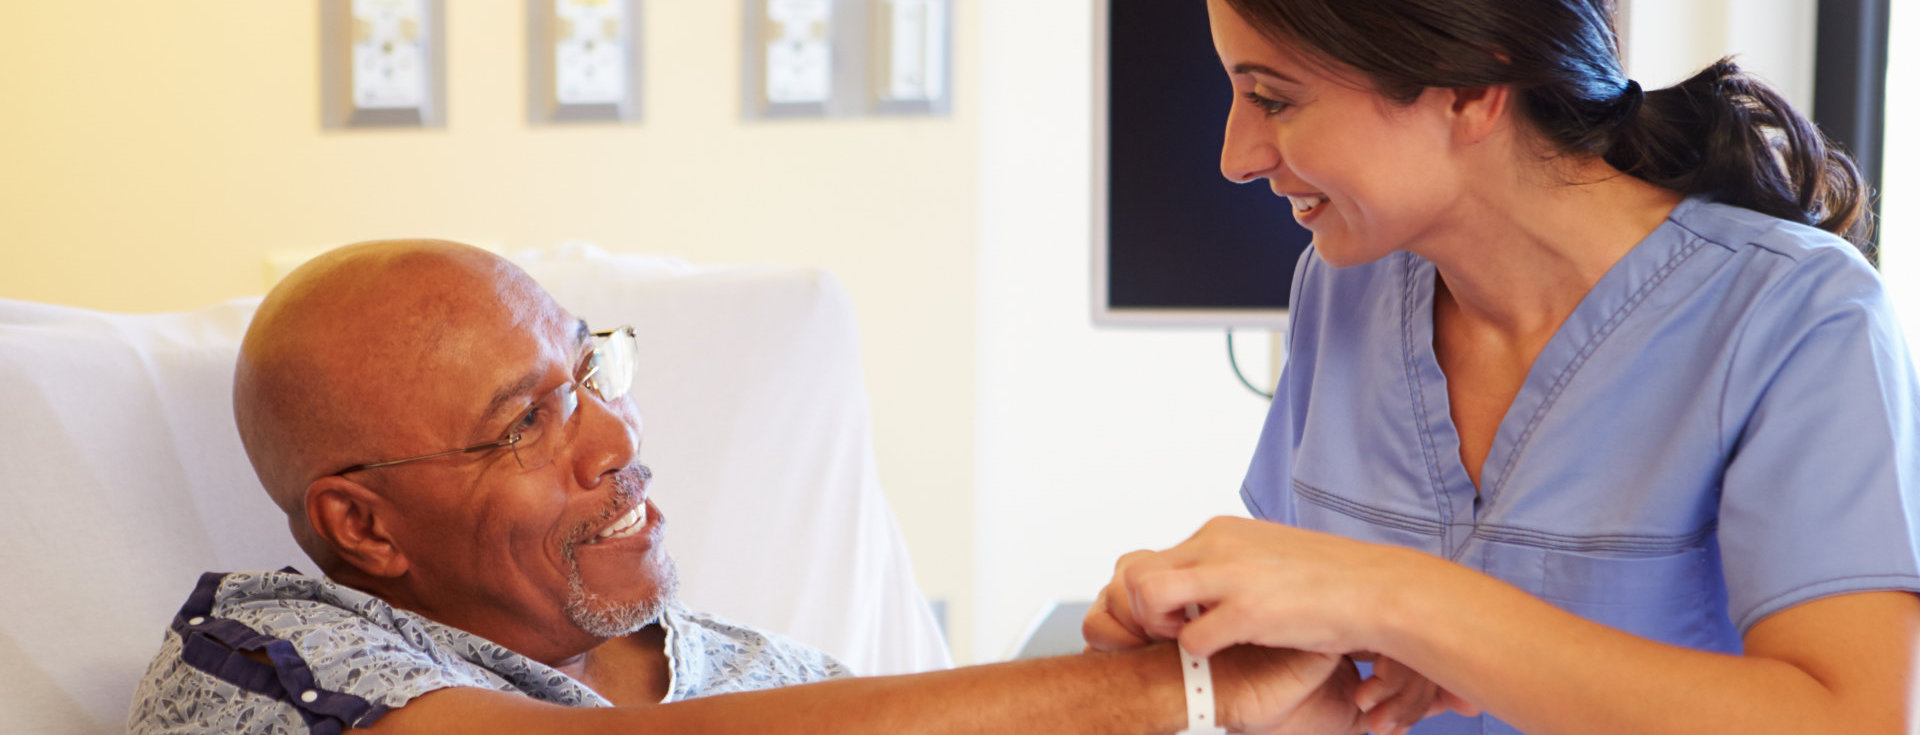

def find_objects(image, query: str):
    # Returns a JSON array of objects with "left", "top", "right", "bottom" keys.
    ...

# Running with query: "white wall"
[
  {"left": 5, "top": 0, "right": 1904, "bottom": 671},
  {"left": 0, "top": 0, "right": 984, "bottom": 660},
  {"left": 1884, "top": 0, "right": 1920, "bottom": 352},
  {"left": 973, "top": 0, "right": 1272, "bottom": 664},
  {"left": 1623, "top": 0, "right": 1817, "bottom": 109}
]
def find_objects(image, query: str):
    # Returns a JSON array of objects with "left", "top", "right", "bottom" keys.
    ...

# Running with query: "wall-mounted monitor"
[{"left": 1091, "top": 0, "right": 1311, "bottom": 328}]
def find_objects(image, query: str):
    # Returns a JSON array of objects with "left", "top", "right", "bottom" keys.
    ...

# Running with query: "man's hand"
[
  {"left": 1351, "top": 654, "right": 1478, "bottom": 735},
  {"left": 1213, "top": 645, "right": 1364, "bottom": 735}
]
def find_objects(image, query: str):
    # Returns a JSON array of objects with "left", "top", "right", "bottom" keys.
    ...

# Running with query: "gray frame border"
[
  {"left": 742, "top": 0, "right": 869, "bottom": 119},
  {"left": 320, "top": 0, "right": 447, "bottom": 129},
  {"left": 528, "top": 0, "right": 645, "bottom": 124},
  {"left": 867, "top": 0, "right": 952, "bottom": 117}
]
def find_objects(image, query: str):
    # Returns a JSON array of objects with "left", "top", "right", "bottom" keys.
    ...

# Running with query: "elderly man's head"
[{"left": 234, "top": 239, "right": 674, "bottom": 663}]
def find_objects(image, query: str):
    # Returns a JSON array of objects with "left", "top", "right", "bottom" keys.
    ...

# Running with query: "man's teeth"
[
  {"left": 591, "top": 503, "right": 647, "bottom": 543},
  {"left": 1289, "top": 195, "right": 1329, "bottom": 213}
]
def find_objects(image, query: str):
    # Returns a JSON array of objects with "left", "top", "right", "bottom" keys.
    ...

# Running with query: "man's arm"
[{"left": 359, "top": 643, "right": 1362, "bottom": 735}]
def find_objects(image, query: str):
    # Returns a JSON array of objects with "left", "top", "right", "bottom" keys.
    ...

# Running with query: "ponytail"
[{"left": 1602, "top": 58, "right": 1873, "bottom": 252}]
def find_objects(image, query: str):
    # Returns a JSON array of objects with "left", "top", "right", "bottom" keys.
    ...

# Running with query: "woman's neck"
[{"left": 1416, "top": 157, "right": 1684, "bottom": 341}]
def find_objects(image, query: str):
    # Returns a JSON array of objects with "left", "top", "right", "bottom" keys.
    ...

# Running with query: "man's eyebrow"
[
  {"left": 1232, "top": 62, "right": 1301, "bottom": 84},
  {"left": 476, "top": 321, "right": 593, "bottom": 433},
  {"left": 480, "top": 370, "right": 545, "bottom": 432}
]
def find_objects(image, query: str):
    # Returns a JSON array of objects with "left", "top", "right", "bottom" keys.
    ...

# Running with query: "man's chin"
[{"left": 565, "top": 553, "right": 679, "bottom": 638}]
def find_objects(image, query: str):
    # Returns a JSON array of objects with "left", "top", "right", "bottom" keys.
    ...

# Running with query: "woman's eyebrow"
[{"left": 1232, "top": 62, "right": 1301, "bottom": 84}]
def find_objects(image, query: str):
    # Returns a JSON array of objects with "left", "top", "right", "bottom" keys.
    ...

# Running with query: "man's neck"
[{"left": 550, "top": 623, "right": 673, "bottom": 706}]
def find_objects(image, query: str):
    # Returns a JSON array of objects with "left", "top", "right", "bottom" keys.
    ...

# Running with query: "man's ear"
[
  {"left": 306, "top": 476, "right": 411, "bottom": 579},
  {"left": 1447, "top": 84, "right": 1512, "bottom": 145}
]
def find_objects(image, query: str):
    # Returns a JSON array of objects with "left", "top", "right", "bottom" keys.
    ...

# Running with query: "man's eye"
[{"left": 511, "top": 405, "right": 543, "bottom": 436}]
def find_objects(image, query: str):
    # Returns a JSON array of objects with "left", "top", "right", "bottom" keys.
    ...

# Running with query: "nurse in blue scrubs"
[{"left": 1085, "top": 1, "right": 1920, "bottom": 734}]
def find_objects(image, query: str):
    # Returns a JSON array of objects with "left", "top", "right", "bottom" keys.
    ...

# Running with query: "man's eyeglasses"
[{"left": 335, "top": 326, "right": 638, "bottom": 475}]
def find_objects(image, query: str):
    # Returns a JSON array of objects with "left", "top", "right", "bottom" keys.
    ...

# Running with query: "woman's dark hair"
[{"left": 1224, "top": 0, "right": 1872, "bottom": 250}]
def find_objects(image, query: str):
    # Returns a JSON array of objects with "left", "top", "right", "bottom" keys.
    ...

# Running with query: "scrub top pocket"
[{"left": 1486, "top": 539, "right": 1741, "bottom": 654}]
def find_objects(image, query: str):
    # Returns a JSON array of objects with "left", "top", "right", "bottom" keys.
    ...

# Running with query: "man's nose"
[{"left": 570, "top": 390, "right": 642, "bottom": 490}]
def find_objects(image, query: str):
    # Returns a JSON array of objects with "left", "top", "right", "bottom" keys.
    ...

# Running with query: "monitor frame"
[{"left": 1088, "top": 0, "right": 1293, "bottom": 330}]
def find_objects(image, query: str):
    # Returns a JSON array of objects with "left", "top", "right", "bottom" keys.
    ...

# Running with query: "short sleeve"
[
  {"left": 1717, "top": 249, "right": 1920, "bottom": 632},
  {"left": 267, "top": 604, "right": 502, "bottom": 713},
  {"left": 664, "top": 606, "right": 854, "bottom": 702},
  {"left": 141, "top": 572, "right": 507, "bottom": 734}
]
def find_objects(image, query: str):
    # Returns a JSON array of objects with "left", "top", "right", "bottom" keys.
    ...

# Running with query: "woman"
[{"left": 1085, "top": 1, "right": 1919, "bottom": 733}]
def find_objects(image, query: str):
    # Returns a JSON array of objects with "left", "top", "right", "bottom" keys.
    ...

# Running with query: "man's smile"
[
  {"left": 569, "top": 464, "right": 660, "bottom": 553},
  {"left": 589, "top": 502, "right": 648, "bottom": 544}
]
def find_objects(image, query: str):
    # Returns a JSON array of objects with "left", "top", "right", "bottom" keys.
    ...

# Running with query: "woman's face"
[{"left": 1206, "top": 0, "right": 1467, "bottom": 267}]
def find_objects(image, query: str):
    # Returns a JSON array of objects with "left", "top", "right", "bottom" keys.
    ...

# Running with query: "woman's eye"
[{"left": 1242, "top": 91, "right": 1291, "bottom": 117}]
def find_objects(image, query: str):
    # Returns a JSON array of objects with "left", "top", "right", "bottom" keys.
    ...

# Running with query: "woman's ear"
[
  {"left": 1446, "top": 84, "right": 1512, "bottom": 145},
  {"left": 305, "top": 475, "right": 411, "bottom": 579}
]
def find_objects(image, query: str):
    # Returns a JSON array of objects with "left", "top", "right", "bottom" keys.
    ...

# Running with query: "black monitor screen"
[{"left": 1104, "top": 0, "right": 1310, "bottom": 315}]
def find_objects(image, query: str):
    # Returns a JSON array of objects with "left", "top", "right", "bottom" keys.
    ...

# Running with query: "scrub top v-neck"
[{"left": 1241, "top": 197, "right": 1920, "bottom": 733}]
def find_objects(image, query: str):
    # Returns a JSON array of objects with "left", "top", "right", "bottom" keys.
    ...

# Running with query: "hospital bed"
[{"left": 0, "top": 245, "right": 953, "bottom": 733}]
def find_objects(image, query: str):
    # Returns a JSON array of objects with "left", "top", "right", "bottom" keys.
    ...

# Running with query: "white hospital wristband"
[{"left": 1176, "top": 604, "right": 1228, "bottom": 735}]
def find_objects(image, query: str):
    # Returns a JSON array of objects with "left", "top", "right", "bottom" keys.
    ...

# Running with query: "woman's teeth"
[
  {"left": 1289, "top": 195, "right": 1329, "bottom": 213},
  {"left": 590, "top": 503, "right": 647, "bottom": 544}
]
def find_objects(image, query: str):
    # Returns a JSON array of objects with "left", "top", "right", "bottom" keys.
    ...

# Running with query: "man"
[{"left": 129, "top": 239, "right": 1360, "bottom": 734}]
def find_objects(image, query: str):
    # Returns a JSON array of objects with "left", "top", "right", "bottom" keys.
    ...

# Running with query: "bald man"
[{"left": 128, "top": 240, "right": 1361, "bottom": 734}]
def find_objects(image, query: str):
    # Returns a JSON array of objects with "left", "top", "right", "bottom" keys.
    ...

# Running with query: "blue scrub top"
[{"left": 1243, "top": 197, "right": 1920, "bottom": 734}]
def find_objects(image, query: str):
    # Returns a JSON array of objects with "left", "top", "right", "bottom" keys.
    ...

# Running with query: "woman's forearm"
[{"left": 1371, "top": 552, "right": 1914, "bottom": 735}]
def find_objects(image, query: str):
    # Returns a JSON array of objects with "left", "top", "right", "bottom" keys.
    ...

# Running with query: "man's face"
[{"left": 356, "top": 288, "right": 675, "bottom": 659}]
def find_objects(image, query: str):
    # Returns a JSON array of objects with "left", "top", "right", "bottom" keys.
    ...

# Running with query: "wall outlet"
[
  {"left": 871, "top": 0, "right": 949, "bottom": 115},
  {"left": 530, "top": 0, "right": 644, "bottom": 123},
  {"left": 321, "top": 0, "right": 447, "bottom": 128}
]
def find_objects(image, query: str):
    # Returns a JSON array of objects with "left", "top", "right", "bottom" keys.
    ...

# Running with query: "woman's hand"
[
  {"left": 1083, "top": 550, "right": 1159, "bottom": 652},
  {"left": 1351, "top": 653, "right": 1478, "bottom": 735},
  {"left": 1113, "top": 516, "right": 1439, "bottom": 658}
]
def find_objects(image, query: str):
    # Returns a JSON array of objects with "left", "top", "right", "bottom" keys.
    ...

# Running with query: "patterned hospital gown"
[{"left": 129, "top": 569, "right": 850, "bottom": 734}]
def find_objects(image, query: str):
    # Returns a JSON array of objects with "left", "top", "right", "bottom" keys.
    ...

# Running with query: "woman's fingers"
[
  {"left": 1084, "top": 550, "right": 1169, "bottom": 651},
  {"left": 1433, "top": 688, "right": 1481, "bottom": 717},
  {"left": 1082, "top": 585, "right": 1154, "bottom": 651}
]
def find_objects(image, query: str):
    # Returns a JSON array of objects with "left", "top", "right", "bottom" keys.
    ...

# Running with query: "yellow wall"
[{"left": 0, "top": 0, "right": 978, "bottom": 655}]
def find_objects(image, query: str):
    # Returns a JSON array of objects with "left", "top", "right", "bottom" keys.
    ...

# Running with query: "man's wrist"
[
  {"left": 1205, "top": 646, "right": 1251, "bottom": 733},
  {"left": 1177, "top": 644, "right": 1228, "bottom": 734}
]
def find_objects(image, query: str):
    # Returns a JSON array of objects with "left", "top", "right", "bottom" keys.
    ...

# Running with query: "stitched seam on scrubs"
[
  {"left": 1485, "top": 233, "right": 1710, "bottom": 507},
  {"left": 1733, "top": 573, "right": 1920, "bottom": 632},
  {"left": 1711, "top": 239, "right": 1827, "bottom": 460},
  {"left": 1293, "top": 480, "right": 1444, "bottom": 535},
  {"left": 1468, "top": 522, "right": 1715, "bottom": 554},
  {"left": 1241, "top": 484, "right": 1273, "bottom": 520},
  {"left": 1398, "top": 254, "right": 1452, "bottom": 531},
  {"left": 172, "top": 572, "right": 393, "bottom": 733}
]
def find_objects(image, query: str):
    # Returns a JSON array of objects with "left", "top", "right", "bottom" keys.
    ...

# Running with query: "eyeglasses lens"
[
  {"left": 587, "top": 327, "right": 637, "bottom": 403},
  {"left": 507, "top": 328, "right": 634, "bottom": 469}
]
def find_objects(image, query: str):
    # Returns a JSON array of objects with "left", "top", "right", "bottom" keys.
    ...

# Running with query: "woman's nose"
[{"left": 1219, "top": 103, "right": 1280, "bottom": 184}]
